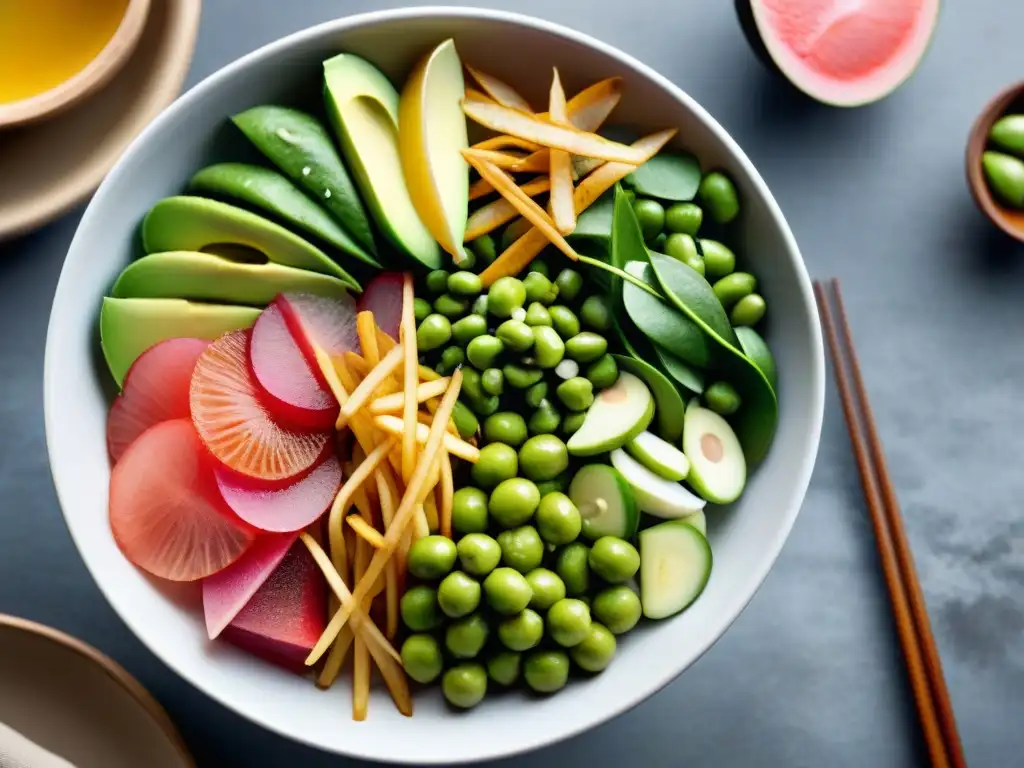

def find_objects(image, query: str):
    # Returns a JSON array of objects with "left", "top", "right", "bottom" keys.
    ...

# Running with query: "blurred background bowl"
[{"left": 966, "top": 80, "right": 1024, "bottom": 242}]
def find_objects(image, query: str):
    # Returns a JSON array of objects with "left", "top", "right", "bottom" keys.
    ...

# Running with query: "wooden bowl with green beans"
[{"left": 967, "top": 80, "right": 1024, "bottom": 242}]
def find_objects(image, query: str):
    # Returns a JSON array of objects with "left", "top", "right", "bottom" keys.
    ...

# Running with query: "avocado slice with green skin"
[
  {"left": 142, "top": 196, "right": 361, "bottom": 291},
  {"left": 610, "top": 448, "right": 706, "bottom": 519},
  {"left": 682, "top": 401, "right": 747, "bottom": 504},
  {"left": 111, "top": 251, "right": 353, "bottom": 305},
  {"left": 100, "top": 297, "right": 259, "bottom": 386},
  {"left": 566, "top": 371, "right": 654, "bottom": 457},
  {"left": 323, "top": 53, "right": 442, "bottom": 269},
  {"left": 625, "top": 431, "right": 690, "bottom": 482}
]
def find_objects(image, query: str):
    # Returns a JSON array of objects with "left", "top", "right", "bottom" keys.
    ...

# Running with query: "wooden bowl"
[
  {"left": 0, "top": 0, "right": 152, "bottom": 129},
  {"left": 966, "top": 80, "right": 1024, "bottom": 242}
]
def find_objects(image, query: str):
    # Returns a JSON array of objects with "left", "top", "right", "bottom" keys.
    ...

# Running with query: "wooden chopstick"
[{"left": 815, "top": 279, "right": 966, "bottom": 768}]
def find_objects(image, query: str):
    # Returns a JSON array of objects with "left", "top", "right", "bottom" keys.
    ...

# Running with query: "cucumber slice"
[
  {"left": 680, "top": 509, "right": 706, "bottom": 536},
  {"left": 683, "top": 401, "right": 746, "bottom": 504},
  {"left": 640, "top": 520, "right": 712, "bottom": 619},
  {"left": 609, "top": 448, "right": 705, "bottom": 519},
  {"left": 625, "top": 431, "right": 690, "bottom": 482},
  {"left": 569, "top": 464, "right": 639, "bottom": 540}
]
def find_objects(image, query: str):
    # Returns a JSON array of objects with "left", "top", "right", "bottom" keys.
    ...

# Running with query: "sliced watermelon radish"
[
  {"left": 249, "top": 299, "right": 337, "bottom": 430},
  {"left": 109, "top": 419, "right": 255, "bottom": 582},
  {"left": 221, "top": 537, "right": 327, "bottom": 673},
  {"left": 356, "top": 272, "right": 404, "bottom": 341},
  {"left": 214, "top": 453, "right": 342, "bottom": 533},
  {"left": 106, "top": 338, "right": 209, "bottom": 463},
  {"left": 202, "top": 533, "right": 297, "bottom": 639},
  {"left": 190, "top": 330, "right": 330, "bottom": 482},
  {"left": 279, "top": 292, "right": 360, "bottom": 364}
]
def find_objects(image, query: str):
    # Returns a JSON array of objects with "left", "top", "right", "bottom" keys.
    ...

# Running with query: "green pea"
[
  {"left": 555, "top": 542, "right": 590, "bottom": 596},
  {"left": 457, "top": 247, "right": 477, "bottom": 270},
  {"left": 446, "top": 613, "right": 490, "bottom": 659},
  {"left": 528, "top": 400, "right": 562, "bottom": 436},
  {"left": 461, "top": 367, "right": 484, "bottom": 401},
  {"left": 526, "top": 568, "right": 566, "bottom": 611},
  {"left": 466, "top": 334, "right": 504, "bottom": 369},
  {"left": 489, "top": 479, "right": 541, "bottom": 528},
  {"left": 525, "top": 381, "right": 548, "bottom": 409},
  {"left": 483, "top": 567, "right": 533, "bottom": 615},
  {"left": 665, "top": 233, "right": 704, "bottom": 276},
  {"left": 547, "top": 598, "right": 591, "bottom": 647},
  {"left": 699, "top": 239, "right": 736, "bottom": 279},
  {"left": 585, "top": 354, "right": 618, "bottom": 389},
  {"left": 483, "top": 412, "right": 528, "bottom": 447},
  {"left": 571, "top": 623, "right": 617, "bottom": 672},
  {"left": 496, "top": 319, "right": 534, "bottom": 353},
  {"left": 471, "top": 443, "right": 518, "bottom": 489},
  {"left": 548, "top": 306, "right": 580, "bottom": 340},
  {"left": 698, "top": 170, "right": 740, "bottom": 224},
  {"left": 730, "top": 293, "right": 766, "bottom": 327},
  {"left": 497, "top": 525, "right": 545, "bottom": 573},
  {"left": 401, "top": 585, "right": 443, "bottom": 631},
  {"left": 442, "top": 663, "right": 487, "bottom": 709},
  {"left": 480, "top": 367, "right": 503, "bottom": 397},
  {"left": 452, "top": 486, "right": 489, "bottom": 533},
  {"left": 416, "top": 314, "right": 451, "bottom": 351},
  {"left": 523, "top": 271, "right": 558, "bottom": 304},
  {"left": 665, "top": 201, "right": 703, "bottom": 235},
  {"left": 531, "top": 326, "right": 565, "bottom": 368},
  {"left": 579, "top": 295, "right": 613, "bottom": 331},
  {"left": 528, "top": 258, "right": 551, "bottom": 278},
  {"left": 438, "top": 346, "right": 465, "bottom": 375},
  {"left": 425, "top": 269, "right": 450, "bottom": 294},
  {"left": 457, "top": 533, "right": 502, "bottom": 577},
  {"left": 556, "top": 377, "right": 594, "bottom": 412},
  {"left": 565, "top": 332, "right": 608, "bottom": 363},
  {"left": 408, "top": 535, "right": 458, "bottom": 580},
  {"left": 536, "top": 471, "right": 569, "bottom": 497},
  {"left": 452, "top": 401, "right": 480, "bottom": 440},
  {"left": 437, "top": 571, "right": 481, "bottom": 618},
  {"left": 448, "top": 270, "right": 482, "bottom": 297},
  {"left": 523, "top": 650, "right": 570, "bottom": 693},
  {"left": 712, "top": 272, "right": 757, "bottom": 309},
  {"left": 632, "top": 198, "right": 666, "bottom": 240},
  {"left": 498, "top": 609, "right": 544, "bottom": 652},
  {"left": 524, "top": 302, "right": 552, "bottom": 328},
  {"left": 487, "top": 651, "right": 521, "bottom": 686},
  {"left": 413, "top": 298, "right": 432, "bottom": 324},
  {"left": 705, "top": 380, "right": 742, "bottom": 415},
  {"left": 519, "top": 435, "right": 569, "bottom": 482},
  {"left": 535, "top": 492, "right": 581, "bottom": 545},
  {"left": 451, "top": 314, "right": 487, "bottom": 347},
  {"left": 401, "top": 634, "right": 444, "bottom": 684},
  {"left": 651, "top": 232, "right": 668, "bottom": 252},
  {"left": 553, "top": 269, "right": 584, "bottom": 302},
  {"left": 592, "top": 586, "right": 642, "bottom": 635},
  {"left": 470, "top": 233, "right": 497, "bottom": 266},
  {"left": 472, "top": 394, "right": 501, "bottom": 417},
  {"left": 561, "top": 411, "right": 587, "bottom": 437},
  {"left": 487, "top": 276, "right": 526, "bottom": 318},
  {"left": 435, "top": 293, "right": 469, "bottom": 318},
  {"left": 588, "top": 536, "right": 640, "bottom": 584},
  {"left": 471, "top": 295, "right": 488, "bottom": 316},
  {"left": 503, "top": 363, "right": 544, "bottom": 389}
]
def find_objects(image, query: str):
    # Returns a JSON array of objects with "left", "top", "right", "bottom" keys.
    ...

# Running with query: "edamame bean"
[
  {"left": 503, "top": 363, "right": 543, "bottom": 389},
  {"left": 452, "top": 486, "right": 489, "bottom": 533},
  {"left": 665, "top": 202, "right": 703, "bottom": 235},
  {"left": 529, "top": 258, "right": 551, "bottom": 278},
  {"left": 699, "top": 239, "right": 736, "bottom": 279},
  {"left": 470, "top": 233, "right": 497, "bottom": 266},
  {"left": 462, "top": 368, "right": 484, "bottom": 400},
  {"left": 452, "top": 401, "right": 480, "bottom": 440},
  {"left": 458, "top": 248, "right": 477, "bottom": 270},
  {"left": 417, "top": 314, "right": 451, "bottom": 351},
  {"left": 401, "top": 634, "right": 444, "bottom": 684},
  {"left": 555, "top": 542, "right": 590, "bottom": 595},
  {"left": 466, "top": 334, "right": 504, "bottom": 369},
  {"left": 526, "top": 568, "right": 566, "bottom": 611},
  {"left": 561, "top": 411, "right": 587, "bottom": 437},
  {"left": 471, "top": 295, "right": 488, "bottom": 316},
  {"left": 632, "top": 198, "right": 666, "bottom": 241},
  {"left": 532, "top": 326, "right": 566, "bottom": 368},
  {"left": 483, "top": 412, "right": 528, "bottom": 447},
  {"left": 401, "top": 585, "right": 443, "bottom": 631},
  {"left": 712, "top": 272, "right": 757, "bottom": 309},
  {"left": 446, "top": 613, "right": 490, "bottom": 659},
  {"left": 484, "top": 567, "right": 533, "bottom": 615},
  {"left": 547, "top": 598, "right": 592, "bottom": 647},
  {"left": 528, "top": 400, "right": 562, "bottom": 436},
  {"left": 471, "top": 443, "right": 518, "bottom": 489},
  {"left": 497, "top": 525, "right": 545, "bottom": 573},
  {"left": 588, "top": 537, "right": 640, "bottom": 584},
  {"left": 442, "top": 663, "right": 487, "bottom": 709},
  {"left": 457, "top": 533, "right": 502, "bottom": 577},
  {"left": 425, "top": 269, "right": 450, "bottom": 294},
  {"left": 525, "top": 302, "right": 552, "bottom": 327},
  {"left": 666, "top": 233, "right": 704, "bottom": 276},
  {"left": 705, "top": 380, "right": 742, "bottom": 415},
  {"left": 498, "top": 609, "right": 544, "bottom": 651},
  {"left": 585, "top": 354, "right": 619, "bottom": 389},
  {"left": 553, "top": 269, "right": 583, "bottom": 302},
  {"left": 548, "top": 306, "right": 580, "bottom": 340},
  {"left": 489, "top": 479, "right": 541, "bottom": 528},
  {"left": 438, "top": 346, "right": 465, "bottom": 375},
  {"left": 730, "top": 293, "right": 766, "bottom": 327},
  {"left": 487, "top": 276, "right": 526, "bottom": 318},
  {"left": 698, "top": 171, "right": 740, "bottom": 224},
  {"left": 482, "top": 367, "right": 504, "bottom": 396},
  {"left": 524, "top": 650, "right": 570, "bottom": 693},
  {"left": 408, "top": 535, "right": 458, "bottom": 580},
  {"left": 525, "top": 381, "right": 548, "bottom": 409},
  {"left": 435, "top": 293, "right": 469, "bottom": 318},
  {"left": 413, "top": 298, "right": 432, "bottom": 323},
  {"left": 519, "top": 435, "right": 569, "bottom": 482},
  {"left": 570, "top": 623, "right": 617, "bottom": 672},
  {"left": 437, "top": 571, "right": 481, "bottom": 618},
  {"left": 592, "top": 586, "right": 642, "bottom": 635},
  {"left": 523, "top": 271, "right": 558, "bottom": 304},
  {"left": 556, "top": 377, "right": 594, "bottom": 412},
  {"left": 579, "top": 295, "right": 613, "bottom": 331},
  {"left": 496, "top": 319, "right": 534, "bottom": 353},
  {"left": 535, "top": 492, "right": 582, "bottom": 545},
  {"left": 487, "top": 651, "right": 521, "bottom": 686},
  {"left": 448, "top": 270, "right": 482, "bottom": 296},
  {"left": 535, "top": 472, "right": 569, "bottom": 496},
  {"left": 451, "top": 314, "right": 487, "bottom": 346},
  {"left": 501, "top": 218, "right": 532, "bottom": 250},
  {"left": 565, "top": 332, "right": 608, "bottom": 363}
]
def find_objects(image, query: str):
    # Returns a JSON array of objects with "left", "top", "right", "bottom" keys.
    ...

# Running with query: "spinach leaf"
[
  {"left": 624, "top": 151, "right": 702, "bottom": 201},
  {"left": 648, "top": 252, "right": 738, "bottom": 347},
  {"left": 622, "top": 261, "right": 710, "bottom": 368},
  {"left": 735, "top": 326, "right": 777, "bottom": 392},
  {"left": 653, "top": 344, "right": 705, "bottom": 395}
]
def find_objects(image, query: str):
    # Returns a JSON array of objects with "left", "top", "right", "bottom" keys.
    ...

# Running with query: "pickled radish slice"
[
  {"left": 190, "top": 330, "right": 330, "bottom": 481},
  {"left": 202, "top": 533, "right": 297, "bottom": 639},
  {"left": 215, "top": 453, "right": 342, "bottom": 533},
  {"left": 279, "top": 291, "right": 360, "bottom": 362},
  {"left": 106, "top": 338, "right": 209, "bottom": 463},
  {"left": 356, "top": 272, "right": 404, "bottom": 341},
  {"left": 109, "top": 419, "right": 255, "bottom": 581},
  {"left": 250, "top": 299, "right": 337, "bottom": 430}
]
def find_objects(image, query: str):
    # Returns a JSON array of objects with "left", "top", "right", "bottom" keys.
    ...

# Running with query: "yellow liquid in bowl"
[{"left": 0, "top": 0, "right": 129, "bottom": 104}]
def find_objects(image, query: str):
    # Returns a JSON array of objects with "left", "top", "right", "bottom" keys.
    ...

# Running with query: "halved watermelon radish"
[
  {"left": 279, "top": 292, "right": 360, "bottom": 364},
  {"left": 190, "top": 330, "right": 330, "bottom": 482},
  {"left": 737, "top": 0, "right": 940, "bottom": 107},
  {"left": 202, "top": 533, "right": 297, "bottom": 639},
  {"left": 107, "top": 338, "right": 210, "bottom": 463},
  {"left": 109, "top": 419, "right": 255, "bottom": 582},
  {"left": 249, "top": 299, "right": 337, "bottom": 430},
  {"left": 220, "top": 537, "right": 327, "bottom": 673},
  {"left": 214, "top": 453, "right": 342, "bottom": 533},
  {"left": 356, "top": 272, "right": 404, "bottom": 341}
]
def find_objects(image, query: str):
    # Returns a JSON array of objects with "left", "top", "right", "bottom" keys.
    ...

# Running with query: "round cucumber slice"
[
  {"left": 609, "top": 448, "right": 705, "bottom": 519},
  {"left": 569, "top": 464, "right": 639, "bottom": 540},
  {"left": 639, "top": 520, "right": 712, "bottom": 620},
  {"left": 625, "top": 431, "right": 690, "bottom": 482}
]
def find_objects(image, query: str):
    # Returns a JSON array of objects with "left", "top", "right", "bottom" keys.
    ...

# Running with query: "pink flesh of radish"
[
  {"left": 107, "top": 338, "right": 209, "bottom": 463},
  {"left": 280, "top": 292, "right": 360, "bottom": 363},
  {"left": 356, "top": 272, "right": 404, "bottom": 342}
]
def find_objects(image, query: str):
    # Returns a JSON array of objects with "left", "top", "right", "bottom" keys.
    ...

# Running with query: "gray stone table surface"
[{"left": 2, "top": 1, "right": 1023, "bottom": 765}]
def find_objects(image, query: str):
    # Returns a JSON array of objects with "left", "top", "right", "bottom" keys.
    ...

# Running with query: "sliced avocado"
[
  {"left": 566, "top": 371, "right": 654, "bottom": 457},
  {"left": 610, "top": 448, "right": 706, "bottom": 519},
  {"left": 625, "top": 431, "right": 690, "bottom": 482},
  {"left": 100, "top": 297, "right": 259, "bottom": 386},
  {"left": 568, "top": 464, "right": 638, "bottom": 540},
  {"left": 323, "top": 53, "right": 442, "bottom": 269},
  {"left": 111, "top": 251, "right": 353, "bottom": 305},
  {"left": 682, "top": 401, "right": 747, "bottom": 504},
  {"left": 141, "top": 196, "right": 361, "bottom": 290},
  {"left": 639, "top": 519, "right": 712, "bottom": 620},
  {"left": 612, "top": 354, "right": 685, "bottom": 443}
]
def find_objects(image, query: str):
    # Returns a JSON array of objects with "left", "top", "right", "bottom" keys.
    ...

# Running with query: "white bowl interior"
[{"left": 44, "top": 8, "right": 823, "bottom": 764}]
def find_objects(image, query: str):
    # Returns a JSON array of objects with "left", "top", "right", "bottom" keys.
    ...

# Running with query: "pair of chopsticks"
[{"left": 815, "top": 279, "right": 966, "bottom": 768}]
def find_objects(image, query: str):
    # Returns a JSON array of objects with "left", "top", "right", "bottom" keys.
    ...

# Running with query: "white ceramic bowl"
[{"left": 44, "top": 7, "right": 824, "bottom": 764}]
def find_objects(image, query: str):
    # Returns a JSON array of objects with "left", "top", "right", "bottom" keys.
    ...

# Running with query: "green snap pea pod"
[
  {"left": 697, "top": 170, "right": 740, "bottom": 224},
  {"left": 712, "top": 272, "right": 757, "bottom": 309},
  {"left": 731, "top": 293, "right": 767, "bottom": 327},
  {"left": 525, "top": 302, "right": 552, "bottom": 327},
  {"left": 525, "top": 381, "right": 548, "bottom": 409},
  {"left": 467, "top": 335, "right": 504, "bottom": 369},
  {"left": 523, "top": 271, "right": 559, "bottom": 304},
  {"left": 483, "top": 412, "right": 528, "bottom": 447},
  {"left": 496, "top": 319, "right": 535, "bottom": 353},
  {"left": 425, "top": 269, "right": 450, "bottom": 294},
  {"left": 631, "top": 198, "right": 665, "bottom": 241},
  {"left": 413, "top": 298, "right": 432, "bottom": 323},
  {"left": 470, "top": 233, "right": 497, "bottom": 265},
  {"left": 448, "top": 271, "right": 482, "bottom": 296},
  {"left": 532, "top": 326, "right": 566, "bottom": 368},
  {"left": 451, "top": 314, "right": 488, "bottom": 346},
  {"left": 488, "top": 276, "right": 526, "bottom": 318},
  {"left": 438, "top": 346, "right": 465, "bottom": 374},
  {"left": 556, "top": 377, "right": 595, "bottom": 412},
  {"left": 580, "top": 294, "right": 613, "bottom": 331},
  {"left": 699, "top": 239, "right": 736, "bottom": 280},
  {"left": 734, "top": 326, "right": 777, "bottom": 390},
  {"left": 665, "top": 233, "right": 705, "bottom": 276},
  {"left": 503, "top": 363, "right": 543, "bottom": 389},
  {"left": 481, "top": 367, "right": 504, "bottom": 396},
  {"left": 451, "top": 401, "right": 480, "bottom": 440},
  {"left": 625, "top": 151, "right": 702, "bottom": 201},
  {"left": 704, "top": 380, "right": 742, "bottom": 415},
  {"left": 565, "top": 332, "right": 608, "bottom": 363},
  {"left": 528, "top": 400, "right": 562, "bottom": 435},
  {"left": 548, "top": 305, "right": 581, "bottom": 340},
  {"left": 585, "top": 354, "right": 619, "bottom": 388},
  {"left": 561, "top": 410, "right": 587, "bottom": 437},
  {"left": 416, "top": 314, "right": 452, "bottom": 351},
  {"left": 665, "top": 202, "right": 703, "bottom": 235},
  {"left": 554, "top": 268, "right": 584, "bottom": 302}
]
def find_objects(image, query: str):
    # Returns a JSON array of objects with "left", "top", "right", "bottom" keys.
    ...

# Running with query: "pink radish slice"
[
  {"left": 279, "top": 291, "right": 360, "bottom": 361},
  {"left": 214, "top": 453, "right": 342, "bottom": 533},
  {"left": 249, "top": 299, "right": 337, "bottom": 430},
  {"left": 356, "top": 272, "right": 404, "bottom": 342},
  {"left": 202, "top": 533, "right": 297, "bottom": 639},
  {"left": 107, "top": 338, "right": 210, "bottom": 463}
]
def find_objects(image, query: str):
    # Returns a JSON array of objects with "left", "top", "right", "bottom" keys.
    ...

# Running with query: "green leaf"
[
  {"left": 621, "top": 261, "right": 710, "bottom": 368},
  {"left": 570, "top": 190, "right": 615, "bottom": 242},
  {"left": 611, "top": 183, "right": 649, "bottom": 271},
  {"left": 624, "top": 151, "right": 702, "bottom": 201},
  {"left": 648, "top": 252, "right": 738, "bottom": 347},
  {"left": 653, "top": 343, "right": 705, "bottom": 395},
  {"left": 735, "top": 326, "right": 777, "bottom": 392}
]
